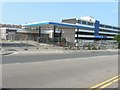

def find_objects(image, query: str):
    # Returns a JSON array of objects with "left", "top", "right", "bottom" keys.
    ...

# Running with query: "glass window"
[
  {"left": 78, "top": 20, "right": 82, "bottom": 24},
  {"left": 113, "top": 27, "right": 118, "bottom": 30},
  {"left": 87, "top": 22, "right": 94, "bottom": 26},
  {"left": 81, "top": 21, "right": 86, "bottom": 25},
  {"left": 99, "top": 29, "right": 118, "bottom": 33},
  {"left": 100, "top": 24, "right": 105, "bottom": 27},
  {"left": 105, "top": 25, "right": 112, "bottom": 29}
]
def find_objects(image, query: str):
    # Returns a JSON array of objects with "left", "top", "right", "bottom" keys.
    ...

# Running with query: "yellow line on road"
[
  {"left": 100, "top": 82, "right": 112, "bottom": 88},
  {"left": 89, "top": 75, "right": 120, "bottom": 89},
  {"left": 99, "top": 77, "right": 120, "bottom": 88}
]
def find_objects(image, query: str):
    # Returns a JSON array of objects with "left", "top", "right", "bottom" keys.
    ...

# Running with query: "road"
[
  {"left": 2, "top": 55, "right": 118, "bottom": 88},
  {"left": 2, "top": 50, "right": 118, "bottom": 64}
]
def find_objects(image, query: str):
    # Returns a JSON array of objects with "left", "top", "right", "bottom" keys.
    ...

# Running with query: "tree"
[{"left": 113, "top": 34, "right": 120, "bottom": 48}]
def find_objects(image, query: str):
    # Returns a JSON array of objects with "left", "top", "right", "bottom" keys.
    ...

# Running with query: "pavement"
[
  {"left": 2, "top": 55, "right": 118, "bottom": 88},
  {"left": 1, "top": 48, "right": 118, "bottom": 56},
  {"left": 1, "top": 48, "right": 71, "bottom": 56},
  {"left": 13, "top": 49, "right": 69, "bottom": 55},
  {"left": 1, "top": 40, "right": 119, "bottom": 57},
  {"left": 0, "top": 50, "right": 14, "bottom": 55}
]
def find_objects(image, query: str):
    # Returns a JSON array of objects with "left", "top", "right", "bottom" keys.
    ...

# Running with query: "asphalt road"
[
  {"left": 2, "top": 50, "right": 118, "bottom": 64},
  {"left": 2, "top": 55, "right": 118, "bottom": 88}
]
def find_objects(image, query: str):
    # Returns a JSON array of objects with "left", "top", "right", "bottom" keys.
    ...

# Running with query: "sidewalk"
[
  {"left": 1, "top": 46, "right": 118, "bottom": 56},
  {"left": 17, "top": 49, "right": 64, "bottom": 54},
  {"left": 0, "top": 50, "right": 14, "bottom": 55},
  {"left": 5, "top": 48, "right": 78, "bottom": 56},
  {"left": 8, "top": 49, "right": 118, "bottom": 56}
]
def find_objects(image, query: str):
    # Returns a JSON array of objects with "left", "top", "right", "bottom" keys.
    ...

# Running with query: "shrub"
[
  {"left": 92, "top": 46, "right": 97, "bottom": 50},
  {"left": 88, "top": 46, "right": 91, "bottom": 50}
]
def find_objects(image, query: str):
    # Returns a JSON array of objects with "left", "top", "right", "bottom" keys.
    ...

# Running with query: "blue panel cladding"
[
  {"left": 94, "top": 36, "right": 107, "bottom": 38},
  {"left": 103, "top": 36, "right": 107, "bottom": 38},
  {"left": 94, "top": 20, "right": 100, "bottom": 36},
  {"left": 94, "top": 36, "right": 102, "bottom": 38}
]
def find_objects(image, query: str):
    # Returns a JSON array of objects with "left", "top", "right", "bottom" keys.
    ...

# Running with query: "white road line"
[{"left": 3, "top": 63, "right": 21, "bottom": 65}]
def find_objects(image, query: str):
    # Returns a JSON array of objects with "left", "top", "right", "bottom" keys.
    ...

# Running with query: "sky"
[{"left": 1, "top": 2, "right": 118, "bottom": 26}]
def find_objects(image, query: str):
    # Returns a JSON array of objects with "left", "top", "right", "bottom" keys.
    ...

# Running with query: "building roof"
[
  {"left": 22, "top": 21, "right": 94, "bottom": 30},
  {"left": 22, "top": 21, "right": 107, "bottom": 38}
]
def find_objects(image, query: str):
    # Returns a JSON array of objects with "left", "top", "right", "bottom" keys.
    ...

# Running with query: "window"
[
  {"left": 113, "top": 27, "right": 118, "bottom": 30},
  {"left": 99, "top": 33, "right": 115, "bottom": 37},
  {"left": 105, "top": 25, "right": 112, "bottom": 29},
  {"left": 100, "top": 24, "right": 105, "bottom": 27},
  {"left": 81, "top": 21, "right": 87, "bottom": 25},
  {"left": 99, "top": 29, "right": 118, "bottom": 33},
  {"left": 78, "top": 20, "right": 82, "bottom": 24},
  {"left": 75, "top": 31, "right": 94, "bottom": 35},
  {"left": 87, "top": 22, "right": 94, "bottom": 26}
]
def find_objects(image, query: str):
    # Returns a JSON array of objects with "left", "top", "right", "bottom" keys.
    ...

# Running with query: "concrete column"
[
  {"left": 76, "top": 28, "right": 79, "bottom": 49},
  {"left": 53, "top": 25, "right": 56, "bottom": 45},
  {"left": 38, "top": 26, "right": 41, "bottom": 43},
  {"left": 60, "top": 28, "right": 62, "bottom": 43}
]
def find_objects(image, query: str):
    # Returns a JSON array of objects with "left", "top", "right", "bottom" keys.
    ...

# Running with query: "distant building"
[
  {"left": 0, "top": 24, "right": 38, "bottom": 41},
  {"left": 0, "top": 16, "right": 120, "bottom": 46}
]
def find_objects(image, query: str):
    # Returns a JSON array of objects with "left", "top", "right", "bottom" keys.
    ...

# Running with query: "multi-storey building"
[{"left": 62, "top": 16, "right": 120, "bottom": 44}]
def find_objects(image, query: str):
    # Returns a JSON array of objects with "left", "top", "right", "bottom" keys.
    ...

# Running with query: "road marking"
[
  {"left": 89, "top": 75, "right": 120, "bottom": 89},
  {"left": 3, "top": 63, "right": 21, "bottom": 65}
]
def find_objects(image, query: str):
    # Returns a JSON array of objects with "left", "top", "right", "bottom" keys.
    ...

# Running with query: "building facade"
[
  {"left": 1, "top": 16, "right": 120, "bottom": 46},
  {"left": 62, "top": 16, "right": 120, "bottom": 45}
]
